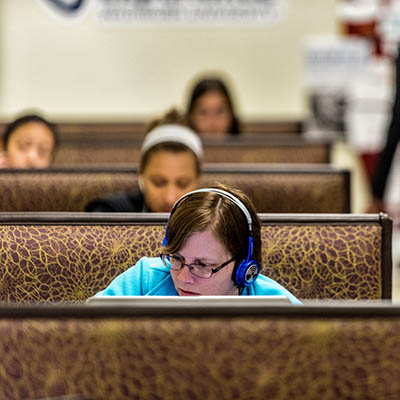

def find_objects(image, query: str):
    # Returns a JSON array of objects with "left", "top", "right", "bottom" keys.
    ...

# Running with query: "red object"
[{"left": 360, "top": 151, "right": 381, "bottom": 184}]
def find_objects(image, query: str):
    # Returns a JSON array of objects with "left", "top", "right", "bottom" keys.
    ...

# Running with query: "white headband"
[{"left": 141, "top": 124, "right": 203, "bottom": 159}]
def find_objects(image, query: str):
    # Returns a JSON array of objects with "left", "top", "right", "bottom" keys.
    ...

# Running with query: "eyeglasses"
[{"left": 160, "top": 253, "right": 235, "bottom": 279}]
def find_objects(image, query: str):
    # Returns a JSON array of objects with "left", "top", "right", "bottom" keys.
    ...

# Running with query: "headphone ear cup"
[
  {"left": 234, "top": 260, "right": 260, "bottom": 287},
  {"left": 162, "top": 222, "right": 168, "bottom": 247}
]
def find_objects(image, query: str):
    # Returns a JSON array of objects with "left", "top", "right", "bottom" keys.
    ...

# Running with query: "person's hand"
[{"left": 366, "top": 197, "right": 386, "bottom": 214}]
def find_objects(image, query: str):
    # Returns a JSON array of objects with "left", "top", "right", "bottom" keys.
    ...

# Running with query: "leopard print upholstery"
[
  {"left": 53, "top": 142, "right": 329, "bottom": 164},
  {"left": 261, "top": 225, "right": 383, "bottom": 299},
  {"left": 0, "top": 224, "right": 165, "bottom": 303},
  {"left": 201, "top": 173, "right": 349, "bottom": 213},
  {"left": 54, "top": 144, "right": 142, "bottom": 165},
  {"left": 0, "top": 169, "right": 349, "bottom": 212},
  {"left": 0, "top": 313, "right": 399, "bottom": 399},
  {"left": 0, "top": 222, "right": 384, "bottom": 303},
  {"left": 0, "top": 171, "right": 136, "bottom": 212},
  {"left": 203, "top": 144, "right": 329, "bottom": 163}
]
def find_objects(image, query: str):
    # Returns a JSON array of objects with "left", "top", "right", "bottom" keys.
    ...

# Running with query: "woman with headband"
[
  {"left": 85, "top": 109, "right": 202, "bottom": 213},
  {"left": 94, "top": 183, "right": 300, "bottom": 303}
]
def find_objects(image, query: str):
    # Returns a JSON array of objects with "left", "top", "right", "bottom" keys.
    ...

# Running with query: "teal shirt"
[{"left": 95, "top": 257, "right": 301, "bottom": 304}]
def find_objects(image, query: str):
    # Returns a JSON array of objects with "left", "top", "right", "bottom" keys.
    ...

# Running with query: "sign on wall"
[{"left": 40, "top": 0, "right": 289, "bottom": 27}]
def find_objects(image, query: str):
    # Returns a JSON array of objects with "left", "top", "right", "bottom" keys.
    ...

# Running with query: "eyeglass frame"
[{"left": 160, "top": 253, "right": 236, "bottom": 279}]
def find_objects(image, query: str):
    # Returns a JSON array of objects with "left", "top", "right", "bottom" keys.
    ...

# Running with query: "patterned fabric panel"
[
  {"left": 0, "top": 316, "right": 399, "bottom": 399},
  {"left": 261, "top": 225, "right": 382, "bottom": 300},
  {"left": 0, "top": 225, "right": 165, "bottom": 302},
  {"left": 202, "top": 173, "right": 349, "bottom": 213},
  {"left": 0, "top": 172, "right": 135, "bottom": 212},
  {"left": 203, "top": 145, "right": 329, "bottom": 163},
  {"left": 0, "top": 171, "right": 347, "bottom": 213},
  {"left": 54, "top": 144, "right": 329, "bottom": 164},
  {"left": 0, "top": 224, "right": 382, "bottom": 302},
  {"left": 54, "top": 145, "right": 142, "bottom": 165}
]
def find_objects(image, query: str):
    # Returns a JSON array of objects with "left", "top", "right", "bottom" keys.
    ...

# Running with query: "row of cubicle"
[{"left": 0, "top": 121, "right": 398, "bottom": 399}]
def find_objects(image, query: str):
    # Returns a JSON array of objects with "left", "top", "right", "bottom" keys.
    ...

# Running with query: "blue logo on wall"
[{"left": 44, "top": 0, "right": 86, "bottom": 14}]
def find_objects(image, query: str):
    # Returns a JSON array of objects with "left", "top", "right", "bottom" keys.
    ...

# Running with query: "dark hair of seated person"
[
  {"left": 186, "top": 77, "right": 241, "bottom": 135},
  {"left": 2, "top": 113, "right": 59, "bottom": 151}
]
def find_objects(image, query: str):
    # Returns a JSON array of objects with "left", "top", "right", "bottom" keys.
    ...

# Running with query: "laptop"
[{"left": 86, "top": 295, "right": 292, "bottom": 308}]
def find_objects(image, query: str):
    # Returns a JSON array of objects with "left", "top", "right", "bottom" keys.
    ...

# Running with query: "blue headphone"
[{"left": 163, "top": 188, "right": 260, "bottom": 287}]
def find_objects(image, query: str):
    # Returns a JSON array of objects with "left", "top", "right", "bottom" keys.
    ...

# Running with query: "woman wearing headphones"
[{"left": 94, "top": 183, "right": 300, "bottom": 303}]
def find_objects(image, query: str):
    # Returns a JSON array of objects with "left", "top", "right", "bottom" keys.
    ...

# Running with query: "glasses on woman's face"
[{"left": 160, "top": 253, "right": 235, "bottom": 279}]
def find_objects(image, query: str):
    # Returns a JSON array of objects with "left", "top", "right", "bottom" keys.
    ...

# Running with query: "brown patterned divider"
[
  {"left": 0, "top": 119, "right": 303, "bottom": 141},
  {"left": 0, "top": 302, "right": 399, "bottom": 399},
  {"left": 0, "top": 164, "right": 350, "bottom": 213},
  {"left": 52, "top": 135, "right": 331, "bottom": 165},
  {"left": 0, "top": 213, "right": 392, "bottom": 303},
  {"left": 201, "top": 164, "right": 350, "bottom": 213}
]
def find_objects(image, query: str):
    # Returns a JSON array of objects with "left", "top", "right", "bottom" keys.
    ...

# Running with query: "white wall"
[{"left": 0, "top": 0, "right": 337, "bottom": 121}]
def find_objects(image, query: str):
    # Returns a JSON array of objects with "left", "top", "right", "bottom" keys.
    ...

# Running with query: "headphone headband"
[{"left": 170, "top": 188, "right": 253, "bottom": 233}]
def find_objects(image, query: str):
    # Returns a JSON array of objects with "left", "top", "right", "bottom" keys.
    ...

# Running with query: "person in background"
[
  {"left": 94, "top": 182, "right": 301, "bottom": 303},
  {"left": 85, "top": 109, "right": 203, "bottom": 213},
  {"left": 186, "top": 77, "right": 241, "bottom": 136},
  {"left": 367, "top": 47, "right": 400, "bottom": 214},
  {"left": 0, "top": 113, "right": 58, "bottom": 168}
]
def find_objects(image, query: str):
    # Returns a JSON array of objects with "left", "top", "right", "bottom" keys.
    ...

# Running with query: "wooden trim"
[
  {"left": 0, "top": 301, "right": 398, "bottom": 319},
  {"left": 381, "top": 212, "right": 394, "bottom": 299},
  {"left": 0, "top": 212, "right": 387, "bottom": 225}
]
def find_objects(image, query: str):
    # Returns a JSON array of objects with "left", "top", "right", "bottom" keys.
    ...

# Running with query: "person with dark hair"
[
  {"left": 0, "top": 113, "right": 58, "bottom": 168},
  {"left": 186, "top": 77, "right": 241, "bottom": 136},
  {"left": 93, "top": 183, "right": 300, "bottom": 302},
  {"left": 85, "top": 109, "right": 203, "bottom": 213}
]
